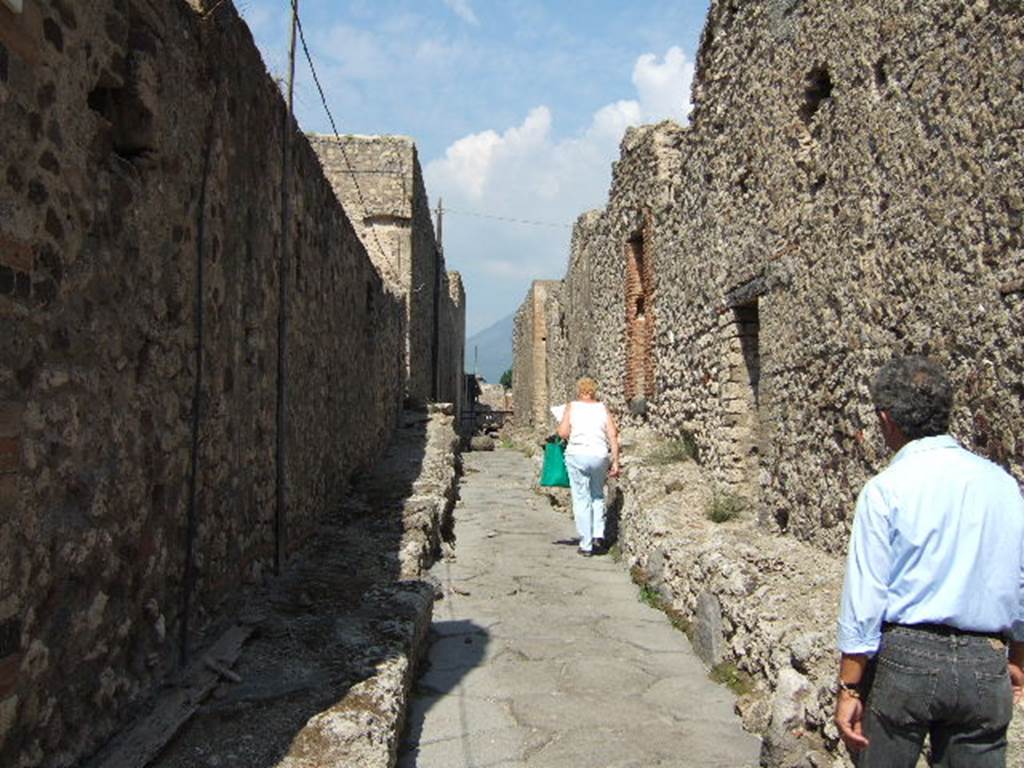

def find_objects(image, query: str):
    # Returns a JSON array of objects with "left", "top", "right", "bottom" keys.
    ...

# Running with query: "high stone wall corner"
[{"left": 0, "top": 2, "right": 463, "bottom": 765}]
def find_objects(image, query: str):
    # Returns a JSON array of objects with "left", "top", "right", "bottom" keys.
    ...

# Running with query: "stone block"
[
  {"left": 645, "top": 546, "right": 667, "bottom": 587},
  {"left": 0, "top": 695, "right": 17, "bottom": 753},
  {"left": 0, "top": 437, "right": 17, "bottom": 474},
  {"left": 692, "top": 590, "right": 724, "bottom": 667},
  {"left": 469, "top": 436, "right": 495, "bottom": 452},
  {"left": 763, "top": 667, "right": 815, "bottom": 768},
  {"left": 0, "top": 233, "right": 32, "bottom": 273},
  {"left": 0, "top": 654, "right": 19, "bottom": 699}
]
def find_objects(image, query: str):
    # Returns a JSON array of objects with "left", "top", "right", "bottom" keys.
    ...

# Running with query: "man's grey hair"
[{"left": 870, "top": 356, "right": 953, "bottom": 439}]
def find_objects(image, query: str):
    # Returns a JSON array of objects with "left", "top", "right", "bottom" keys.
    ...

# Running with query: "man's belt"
[{"left": 883, "top": 621, "right": 1006, "bottom": 643}]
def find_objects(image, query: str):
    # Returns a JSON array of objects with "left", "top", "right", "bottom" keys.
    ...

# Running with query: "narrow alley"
[{"left": 400, "top": 448, "right": 761, "bottom": 768}]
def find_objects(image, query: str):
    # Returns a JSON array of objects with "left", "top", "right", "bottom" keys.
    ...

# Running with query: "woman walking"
[{"left": 556, "top": 377, "right": 620, "bottom": 556}]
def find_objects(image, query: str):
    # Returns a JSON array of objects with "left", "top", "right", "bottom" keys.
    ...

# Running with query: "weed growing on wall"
[
  {"left": 631, "top": 563, "right": 694, "bottom": 642},
  {"left": 706, "top": 491, "right": 746, "bottom": 523},
  {"left": 709, "top": 661, "right": 755, "bottom": 697},
  {"left": 647, "top": 431, "right": 699, "bottom": 464}
]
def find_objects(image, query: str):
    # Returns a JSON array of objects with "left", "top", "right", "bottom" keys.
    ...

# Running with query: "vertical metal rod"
[
  {"left": 431, "top": 198, "right": 443, "bottom": 401},
  {"left": 435, "top": 197, "right": 443, "bottom": 252},
  {"left": 181, "top": 80, "right": 219, "bottom": 667},
  {"left": 275, "top": 0, "right": 298, "bottom": 575}
]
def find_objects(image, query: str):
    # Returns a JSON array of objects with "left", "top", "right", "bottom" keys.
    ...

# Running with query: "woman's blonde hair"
[{"left": 576, "top": 377, "right": 598, "bottom": 398}]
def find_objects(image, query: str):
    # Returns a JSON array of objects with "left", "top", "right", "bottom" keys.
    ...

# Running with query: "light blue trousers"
[{"left": 565, "top": 453, "right": 609, "bottom": 552}]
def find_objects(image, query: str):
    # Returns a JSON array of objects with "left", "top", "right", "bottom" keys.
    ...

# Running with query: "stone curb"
[
  {"left": 274, "top": 407, "right": 461, "bottom": 768},
  {"left": 276, "top": 580, "right": 435, "bottom": 768}
]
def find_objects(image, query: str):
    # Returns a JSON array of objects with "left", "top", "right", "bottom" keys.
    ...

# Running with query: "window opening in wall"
[
  {"left": 799, "top": 64, "right": 833, "bottom": 126},
  {"left": 733, "top": 301, "right": 760, "bottom": 407},
  {"left": 625, "top": 230, "right": 655, "bottom": 405},
  {"left": 87, "top": 80, "right": 156, "bottom": 163},
  {"left": 873, "top": 57, "right": 888, "bottom": 89}
]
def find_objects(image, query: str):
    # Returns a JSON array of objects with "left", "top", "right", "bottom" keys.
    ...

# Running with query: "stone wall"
[
  {"left": 511, "top": 280, "right": 560, "bottom": 429},
  {"left": 515, "top": 0, "right": 1024, "bottom": 554},
  {"left": 0, "top": 2, "right": 412, "bottom": 765},
  {"left": 309, "top": 134, "right": 464, "bottom": 407},
  {"left": 437, "top": 271, "right": 465, "bottom": 417}
]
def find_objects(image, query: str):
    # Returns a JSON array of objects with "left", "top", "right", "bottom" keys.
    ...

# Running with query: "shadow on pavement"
[{"left": 399, "top": 619, "right": 490, "bottom": 768}]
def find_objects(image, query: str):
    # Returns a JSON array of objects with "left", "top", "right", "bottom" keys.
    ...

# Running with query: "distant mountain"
[{"left": 465, "top": 313, "right": 514, "bottom": 384}]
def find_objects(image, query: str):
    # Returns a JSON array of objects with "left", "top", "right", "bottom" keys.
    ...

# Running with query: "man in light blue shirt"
[{"left": 835, "top": 356, "right": 1024, "bottom": 767}]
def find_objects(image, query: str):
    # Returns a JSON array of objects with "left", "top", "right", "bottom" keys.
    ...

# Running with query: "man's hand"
[
  {"left": 835, "top": 692, "right": 869, "bottom": 752},
  {"left": 1011, "top": 642, "right": 1024, "bottom": 705},
  {"left": 609, "top": 460, "right": 620, "bottom": 478},
  {"left": 1009, "top": 660, "right": 1023, "bottom": 705}
]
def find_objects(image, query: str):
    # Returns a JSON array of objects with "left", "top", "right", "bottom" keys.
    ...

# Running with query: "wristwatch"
[{"left": 837, "top": 679, "right": 862, "bottom": 698}]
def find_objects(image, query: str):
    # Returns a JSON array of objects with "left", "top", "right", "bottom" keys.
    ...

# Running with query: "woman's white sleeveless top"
[{"left": 566, "top": 401, "right": 609, "bottom": 456}]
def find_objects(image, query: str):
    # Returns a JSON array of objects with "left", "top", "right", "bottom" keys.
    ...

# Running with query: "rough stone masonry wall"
[
  {"left": 521, "top": 0, "right": 1024, "bottom": 553},
  {"left": 310, "top": 134, "right": 462, "bottom": 405},
  {"left": 656, "top": 0, "right": 1023, "bottom": 548},
  {"left": 0, "top": 2, "right": 408, "bottom": 766},
  {"left": 437, "top": 271, "right": 465, "bottom": 417},
  {"left": 511, "top": 280, "right": 561, "bottom": 428},
  {"left": 541, "top": 128, "right": 682, "bottom": 425}
]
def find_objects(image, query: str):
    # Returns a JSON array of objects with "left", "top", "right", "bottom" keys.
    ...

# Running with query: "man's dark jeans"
[{"left": 858, "top": 624, "right": 1013, "bottom": 767}]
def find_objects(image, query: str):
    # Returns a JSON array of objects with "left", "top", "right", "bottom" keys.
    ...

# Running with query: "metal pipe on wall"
[{"left": 275, "top": 0, "right": 299, "bottom": 575}]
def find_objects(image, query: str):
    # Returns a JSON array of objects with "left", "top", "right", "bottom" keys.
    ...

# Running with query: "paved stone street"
[{"left": 400, "top": 448, "right": 761, "bottom": 768}]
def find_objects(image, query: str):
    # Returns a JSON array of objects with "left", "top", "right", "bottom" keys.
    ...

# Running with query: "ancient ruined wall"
[
  {"left": 311, "top": 134, "right": 455, "bottom": 404},
  {"left": 512, "top": 281, "right": 561, "bottom": 428},
  {"left": 664, "top": 0, "right": 1023, "bottom": 550},
  {"left": 437, "top": 271, "right": 465, "bottom": 415},
  {"left": 550, "top": 130, "right": 682, "bottom": 426},
  {"left": 520, "top": 0, "right": 1024, "bottom": 554},
  {"left": 511, "top": 292, "right": 535, "bottom": 424},
  {"left": 0, "top": 2, "right": 405, "bottom": 765}
]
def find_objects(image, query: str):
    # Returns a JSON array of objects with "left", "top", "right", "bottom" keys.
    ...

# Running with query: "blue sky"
[{"left": 240, "top": 0, "right": 710, "bottom": 336}]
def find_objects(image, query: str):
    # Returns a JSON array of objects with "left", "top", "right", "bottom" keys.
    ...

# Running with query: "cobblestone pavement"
[{"left": 400, "top": 448, "right": 761, "bottom": 768}]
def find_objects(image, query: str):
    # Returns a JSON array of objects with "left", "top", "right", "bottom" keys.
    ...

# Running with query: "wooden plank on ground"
[{"left": 89, "top": 625, "right": 253, "bottom": 768}]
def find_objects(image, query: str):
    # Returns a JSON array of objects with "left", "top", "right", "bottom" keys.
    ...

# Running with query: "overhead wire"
[
  {"left": 286, "top": 0, "right": 573, "bottom": 249},
  {"left": 442, "top": 208, "right": 573, "bottom": 229},
  {"left": 289, "top": 0, "right": 398, "bottom": 278}
]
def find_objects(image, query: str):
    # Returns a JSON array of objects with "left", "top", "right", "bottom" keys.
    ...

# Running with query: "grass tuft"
[
  {"left": 705, "top": 491, "right": 746, "bottom": 523},
  {"left": 709, "top": 661, "right": 755, "bottom": 697},
  {"left": 647, "top": 431, "right": 699, "bottom": 465},
  {"left": 637, "top": 583, "right": 661, "bottom": 609},
  {"left": 607, "top": 542, "right": 622, "bottom": 563}
]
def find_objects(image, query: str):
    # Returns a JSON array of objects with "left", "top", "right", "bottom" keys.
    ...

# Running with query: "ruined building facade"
[
  {"left": 0, "top": 1, "right": 463, "bottom": 765},
  {"left": 511, "top": 280, "right": 561, "bottom": 428},
  {"left": 309, "top": 135, "right": 465, "bottom": 413},
  {"left": 514, "top": 0, "right": 1024, "bottom": 554}
]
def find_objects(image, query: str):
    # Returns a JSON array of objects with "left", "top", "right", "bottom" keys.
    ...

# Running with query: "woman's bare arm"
[
  {"left": 557, "top": 403, "right": 572, "bottom": 440},
  {"left": 606, "top": 408, "right": 620, "bottom": 476}
]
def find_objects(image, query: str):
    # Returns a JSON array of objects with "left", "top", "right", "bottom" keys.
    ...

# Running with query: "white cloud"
[
  {"left": 429, "top": 106, "right": 551, "bottom": 199},
  {"left": 633, "top": 46, "right": 694, "bottom": 122},
  {"left": 427, "top": 47, "right": 693, "bottom": 204},
  {"left": 443, "top": 0, "right": 479, "bottom": 26},
  {"left": 424, "top": 47, "right": 695, "bottom": 334}
]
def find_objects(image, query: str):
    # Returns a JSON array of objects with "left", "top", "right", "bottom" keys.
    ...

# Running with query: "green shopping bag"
[{"left": 539, "top": 440, "right": 570, "bottom": 487}]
